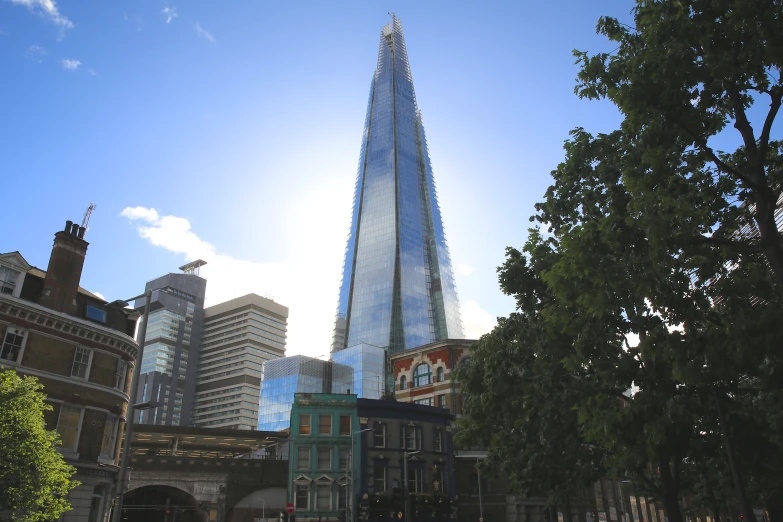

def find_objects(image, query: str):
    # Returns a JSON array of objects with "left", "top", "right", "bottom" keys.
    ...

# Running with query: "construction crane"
[{"left": 81, "top": 203, "right": 96, "bottom": 230}]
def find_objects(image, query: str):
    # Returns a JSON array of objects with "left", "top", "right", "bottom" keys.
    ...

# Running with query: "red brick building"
[
  {"left": 0, "top": 220, "right": 139, "bottom": 522},
  {"left": 390, "top": 338, "right": 474, "bottom": 414}
]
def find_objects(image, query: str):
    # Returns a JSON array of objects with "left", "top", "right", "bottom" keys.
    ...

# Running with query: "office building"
[
  {"left": 192, "top": 293, "right": 288, "bottom": 430},
  {"left": 0, "top": 220, "right": 139, "bottom": 522},
  {"left": 133, "top": 261, "right": 207, "bottom": 426},
  {"left": 332, "top": 15, "right": 464, "bottom": 362}
]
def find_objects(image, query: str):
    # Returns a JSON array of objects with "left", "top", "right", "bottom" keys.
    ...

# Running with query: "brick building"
[
  {"left": 0, "top": 220, "right": 139, "bottom": 522},
  {"left": 390, "top": 339, "right": 474, "bottom": 413}
]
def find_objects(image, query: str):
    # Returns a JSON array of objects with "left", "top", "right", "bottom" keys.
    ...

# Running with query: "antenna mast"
[{"left": 82, "top": 203, "right": 96, "bottom": 229}]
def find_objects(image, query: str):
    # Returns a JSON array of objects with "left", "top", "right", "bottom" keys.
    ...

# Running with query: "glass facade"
[
  {"left": 332, "top": 16, "right": 464, "bottom": 358},
  {"left": 330, "top": 343, "right": 385, "bottom": 399},
  {"left": 258, "top": 355, "right": 333, "bottom": 431}
]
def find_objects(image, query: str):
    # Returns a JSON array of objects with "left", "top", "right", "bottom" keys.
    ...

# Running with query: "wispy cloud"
[
  {"left": 5, "top": 0, "right": 73, "bottom": 35},
  {"left": 60, "top": 58, "right": 80, "bottom": 70},
  {"left": 194, "top": 22, "right": 215, "bottom": 43},
  {"left": 25, "top": 45, "right": 46, "bottom": 62},
  {"left": 161, "top": 4, "right": 177, "bottom": 24},
  {"left": 87, "top": 68, "right": 98, "bottom": 76},
  {"left": 123, "top": 11, "right": 143, "bottom": 31}
]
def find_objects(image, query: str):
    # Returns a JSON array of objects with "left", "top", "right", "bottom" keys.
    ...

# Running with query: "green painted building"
[{"left": 288, "top": 393, "right": 360, "bottom": 521}]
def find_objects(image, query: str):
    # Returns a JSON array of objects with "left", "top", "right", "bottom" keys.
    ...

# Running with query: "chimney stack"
[{"left": 39, "top": 220, "right": 90, "bottom": 315}]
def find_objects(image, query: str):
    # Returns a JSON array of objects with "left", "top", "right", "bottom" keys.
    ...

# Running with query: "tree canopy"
[
  {"left": 0, "top": 369, "right": 79, "bottom": 522},
  {"left": 457, "top": 1, "right": 783, "bottom": 521}
]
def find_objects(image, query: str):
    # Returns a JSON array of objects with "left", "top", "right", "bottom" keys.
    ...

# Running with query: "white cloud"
[
  {"left": 123, "top": 11, "right": 143, "bottom": 31},
  {"left": 122, "top": 206, "right": 337, "bottom": 357},
  {"left": 87, "top": 68, "right": 97, "bottom": 76},
  {"left": 455, "top": 263, "right": 474, "bottom": 276},
  {"left": 5, "top": 0, "right": 73, "bottom": 33},
  {"left": 461, "top": 299, "right": 497, "bottom": 340},
  {"left": 161, "top": 5, "right": 177, "bottom": 24},
  {"left": 121, "top": 206, "right": 160, "bottom": 222},
  {"left": 25, "top": 45, "right": 46, "bottom": 62},
  {"left": 194, "top": 22, "right": 215, "bottom": 43},
  {"left": 60, "top": 58, "right": 80, "bottom": 70}
]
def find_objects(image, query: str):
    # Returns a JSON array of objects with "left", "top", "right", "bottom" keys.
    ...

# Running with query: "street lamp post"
[
  {"left": 110, "top": 290, "right": 152, "bottom": 522},
  {"left": 618, "top": 480, "right": 631, "bottom": 522},
  {"left": 350, "top": 428, "right": 372, "bottom": 522},
  {"left": 403, "top": 450, "right": 420, "bottom": 522},
  {"left": 477, "top": 458, "right": 484, "bottom": 522}
]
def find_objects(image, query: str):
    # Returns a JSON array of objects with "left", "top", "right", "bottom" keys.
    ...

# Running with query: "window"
[
  {"left": 56, "top": 404, "right": 82, "bottom": 451},
  {"left": 373, "top": 463, "right": 386, "bottom": 492},
  {"left": 407, "top": 468, "right": 423, "bottom": 494},
  {"left": 316, "top": 484, "right": 331, "bottom": 510},
  {"left": 115, "top": 359, "right": 127, "bottom": 390},
  {"left": 297, "top": 446, "right": 310, "bottom": 470},
  {"left": 100, "top": 415, "right": 118, "bottom": 459},
  {"left": 399, "top": 375, "right": 407, "bottom": 390},
  {"left": 414, "top": 397, "right": 433, "bottom": 406},
  {"left": 373, "top": 422, "right": 386, "bottom": 447},
  {"left": 299, "top": 414, "right": 311, "bottom": 435},
  {"left": 319, "top": 414, "right": 332, "bottom": 435},
  {"left": 339, "top": 415, "right": 351, "bottom": 435},
  {"left": 413, "top": 363, "right": 432, "bottom": 387},
  {"left": 0, "top": 266, "right": 20, "bottom": 295},
  {"left": 339, "top": 448, "right": 350, "bottom": 471},
  {"left": 71, "top": 347, "right": 92, "bottom": 379},
  {"left": 338, "top": 482, "right": 347, "bottom": 509},
  {"left": 433, "top": 429, "right": 443, "bottom": 452},
  {"left": 436, "top": 367, "right": 445, "bottom": 382},
  {"left": 295, "top": 485, "right": 309, "bottom": 509},
  {"left": 402, "top": 425, "right": 421, "bottom": 450},
  {"left": 0, "top": 328, "right": 26, "bottom": 363},
  {"left": 85, "top": 305, "right": 107, "bottom": 323},
  {"left": 318, "top": 447, "right": 331, "bottom": 470},
  {"left": 437, "top": 394, "right": 446, "bottom": 408}
]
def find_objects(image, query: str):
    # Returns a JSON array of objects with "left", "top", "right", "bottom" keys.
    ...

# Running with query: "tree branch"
[
  {"left": 666, "top": 114, "right": 761, "bottom": 189},
  {"left": 759, "top": 86, "right": 782, "bottom": 162},
  {"left": 726, "top": 85, "right": 760, "bottom": 167}
]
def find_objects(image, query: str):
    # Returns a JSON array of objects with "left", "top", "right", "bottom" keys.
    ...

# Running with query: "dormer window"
[
  {"left": 0, "top": 266, "right": 20, "bottom": 295},
  {"left": 86, "top": 304, "right": 107, "bottom": 323}
]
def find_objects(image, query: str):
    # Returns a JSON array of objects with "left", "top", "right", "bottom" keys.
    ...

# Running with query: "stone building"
[{"left": 0, "top": 220, "right": 139, "bottom": 522}]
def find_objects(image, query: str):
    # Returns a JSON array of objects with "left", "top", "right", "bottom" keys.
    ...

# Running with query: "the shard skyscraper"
[{"left": 332, "top": 16, "right": 464, "bottom": 356}]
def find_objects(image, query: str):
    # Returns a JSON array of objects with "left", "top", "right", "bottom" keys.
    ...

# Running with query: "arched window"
[
  {"left": 413, "top": 363, "right": 432, "bottom": 387},
  {"left": 436, "top": 367, "right": 445, "bottom": 382},
  {"left": 400, "top": 375, "right": 407, "bottom": 390}
]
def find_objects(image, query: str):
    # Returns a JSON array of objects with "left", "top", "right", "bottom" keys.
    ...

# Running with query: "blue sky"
[{"left": 2, "top": 0, "right": 638, "bottom": 356}]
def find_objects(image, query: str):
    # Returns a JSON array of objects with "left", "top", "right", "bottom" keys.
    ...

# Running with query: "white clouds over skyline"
[
  {"left": 5, "top": 0, "right": 73, "bottom": 34},
  {"left": 121, "top": 206, "right": 496, "bottom": 357},
  {"left": 194, "top": 22, "right": 215, "bottom": 43},
  {"left": 60, "top": 58, "right": 80, "bottom": 70},
  {"left": 25, "top": 45, "right": 46, "bottom": 62}
]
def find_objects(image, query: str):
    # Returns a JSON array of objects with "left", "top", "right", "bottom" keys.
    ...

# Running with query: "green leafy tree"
[
  {"left": 0, "top": 369, "right": 79, "bottom": 522},
  {"left": 459, "top": 1, "right": 783, "bottom": 521}
]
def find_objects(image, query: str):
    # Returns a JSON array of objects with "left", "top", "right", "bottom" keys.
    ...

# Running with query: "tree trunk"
[
  {"left": 657, "top": 455, "right": 684, "bottom": 522},
  {"left": 713, "top": 391, "right": 758, "bottom": 522},
  {"left": 753, "top": 186, "right": 783, "bottom": 285}
]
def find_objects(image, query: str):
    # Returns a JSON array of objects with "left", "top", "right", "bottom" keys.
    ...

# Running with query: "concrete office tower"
[
  {"left": 332, "top": 16, "right": 464, "bottom": 361},
  {"left": 192, "top": 293, "right": 288, "bottom": 429},
  {"left": 134, "top": 260, "right": 207, "bottom": 426}
]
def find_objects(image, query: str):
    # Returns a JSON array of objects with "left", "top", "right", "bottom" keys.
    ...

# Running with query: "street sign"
[{"left": 286, "top": 503, "right": 296, "bottom": 514}]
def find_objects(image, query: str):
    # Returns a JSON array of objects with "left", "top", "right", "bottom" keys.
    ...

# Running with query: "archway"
[
  {"left": 120, "top": 485, "right": 207, "bottom": 522},
  {"left": 226, "top": 487, "right": 287, "bottom": 522}
]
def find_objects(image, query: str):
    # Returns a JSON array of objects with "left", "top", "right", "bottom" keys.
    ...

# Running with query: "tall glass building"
[{"left": 332, "top": 16, "right": 464, "bottom": 357}]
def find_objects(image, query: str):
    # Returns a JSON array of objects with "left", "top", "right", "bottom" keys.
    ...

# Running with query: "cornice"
[{"left": 0, "top": 294, "right": 139, "bottom": 359}]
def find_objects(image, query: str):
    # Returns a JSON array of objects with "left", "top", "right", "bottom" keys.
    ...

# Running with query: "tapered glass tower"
[{"left": 332, "top": 16, "right": 464, "bottom": 356}]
